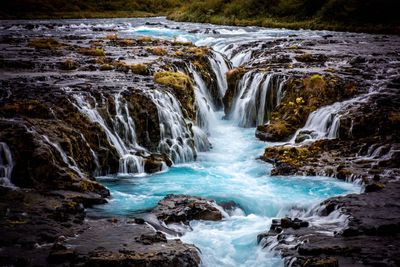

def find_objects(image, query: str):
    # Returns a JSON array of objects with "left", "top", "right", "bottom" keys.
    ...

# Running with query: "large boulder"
[{"left": 152, "top": 194, "right": 223, "bottom": 224}]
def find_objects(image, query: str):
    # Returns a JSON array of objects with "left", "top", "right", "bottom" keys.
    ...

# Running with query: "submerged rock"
[{"left": 152, "top": 194, "right": 223, "bottom": 224}]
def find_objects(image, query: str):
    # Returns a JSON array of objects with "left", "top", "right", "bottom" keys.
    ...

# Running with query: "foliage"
[{"left": 1, "top": 0, "right": 398, "bottom": 33}]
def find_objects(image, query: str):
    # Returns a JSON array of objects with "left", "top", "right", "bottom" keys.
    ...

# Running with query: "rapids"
[
  {"left": 2, "top": 17, "right": 363, "bottom": 266},
  {"left": 76, "top": 18, "right": 363, "bottom": 267},
  {"left": 92, "top": 112, "right": 360, "bottom": 267}
]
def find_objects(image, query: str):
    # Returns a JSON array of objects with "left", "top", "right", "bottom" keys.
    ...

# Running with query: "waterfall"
[
  {"left": 42, "top": 135, "right": 86, "bottom": 178},
  {"left": 231, "top": 71, "right": 287, "bottom": 127},
  {"left": 290, "top": 103, "right": 343, "bottom": 143},
  {"left": 146, "top": 89, "right": 198, "bottom": 163},
  {"left": 71, "top": 90, "right": 145, "bottom": 175},
  {"left": 189, "top": 65, "right": 218, "bottom": 135},
  {"left": 208, "top": 51, "right": 230, "bottom": 98},
  {"left": 0, "top": 142, "right": 15, "bottom": 188}
]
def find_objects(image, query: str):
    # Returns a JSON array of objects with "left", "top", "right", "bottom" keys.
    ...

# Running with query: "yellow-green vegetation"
[
  {"left": 262, "top": 74, "right": 358, "bottom": 140},
  {"left": 130, "top": 64, "right": 149, "bottom": 75},
  {"left": 2, "top": 0, "right": 398, "bottom": 34},
  {"left": 263, "top": 140, "right": 325, "bottom": 169},
  {"left": 184, "top": 46, "right": 209, "bottom": 58},
  {"left": 154, "top": 71, "right": 192, "bottom": 92},
  {"left": 172, "top": 40, "right": 193, "bottom": 46},
  {"left": 100, "top": 64, "right": 113, "bottom": 71},
  {"left": 106, "top": 33, "right": 119, "bottom": 41},
  {"left": 154, "top": 71, "right": 195, "bottom": 118},
  {"left": 138, "top": 36, "right": 155, "bottom": 44},
  {"left": 60, "top": 58, "right": 78, "bottom": 70},
  {"left": 295, "top": 53, "right": 313, "bottom": 62},
  {"left": 112, "top": 61, "right": 149, "bottom": 75},
  {"left": 29, "top": 38, "right": 63, "bottom": 50},
  {"left": 77, "top": 47, "right": 105, "bottom": 57},
  {"left": 147, "top": 47, "right": 168, "bottom": 56}
]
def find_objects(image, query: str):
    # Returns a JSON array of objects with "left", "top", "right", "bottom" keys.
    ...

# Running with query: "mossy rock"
[
  {"left": 223, "top": 67, "right": 246, "bottom": 116},
  {"left": 130, "top": 63, "right": 149, "bottom": 75},
  {"left": 147, "top": 47, "right": 167, "bottom": 56},
  {"left": 77, "top": 47, "right": 105, "bottom": 57},
  {"left": 29, "top": 38, "right": 63, "bottom": 50},
  {"left": 60, "top": 59, "right": 79, "bottom": 70},
  {"left": 154, "top": 71, "right": 195, "bottom": 119}
]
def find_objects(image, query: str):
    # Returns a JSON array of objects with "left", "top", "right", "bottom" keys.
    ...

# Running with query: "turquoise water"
[{"left": 93, "top": 113, "right": 360, "bottom": 267}]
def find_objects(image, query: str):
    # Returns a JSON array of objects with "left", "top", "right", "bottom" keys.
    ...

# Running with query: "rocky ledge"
[{"left": 258, "top": 180, "right": 400, "bottom": 266}]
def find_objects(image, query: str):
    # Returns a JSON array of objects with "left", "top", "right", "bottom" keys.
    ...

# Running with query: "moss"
[
  {"left": 79, "top": 180, "right": 95, "bottom": 192},
  {"left": 106, "top": 33, "right": 119, "bottom": 41},
  {"left": 138, "top": 36, "right": 155, "bottom": 43},
  {"left": 100, "top": 64, "right": 113, "bottom": 71},
  {"left": 60, "top": 58, "right": 78, "bottom": 70},
  {"left": 112, "top": 60, "right": 130, "bottom": 72},
  {"left": 263, "top": 142, "right": 323, "bottom": 169},
  {"left": 184, "top": 46, "right": 209, "bottom": 58},
  {"left": 154, "top": 71, "right": 195, "bottom": 118},
  {"left": 130, "top": 63, "right": 149, "bottom": 75},
  {"left": 29, "top": 38, "right": 63, "bottom": 50},
  {"left": 365, "top": 182, "right": 385, "bottom": 192},
  {"left": 154, "top": 71, "right": 192, "bottom": 92},
  {"left": 173, "top": 40, "right": 193, "bottom": 46},
  {"left": 295, "top": 53, "right": 313, "bottom": 62},
  {"left": 77, "top": 47, "right": 105, "bottom": 57},
  {"left": 147, "top": 47, "right": 168, "bottom": 56}
]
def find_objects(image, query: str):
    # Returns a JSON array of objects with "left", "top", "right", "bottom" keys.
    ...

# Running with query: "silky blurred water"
[{"left": 92, "top": 113, "right": 360, "bottom": 267}]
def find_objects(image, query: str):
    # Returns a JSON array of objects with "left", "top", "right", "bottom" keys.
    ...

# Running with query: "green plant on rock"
[
  {"left": 29, "top": 38, "right": 63, "bottom": 50},
  {"left": 147, "top": 47, "right": 168, "bottom": 56},
  {"left": 77, "top": 47, "right": 105, "bottom": 57},
  {"left": 130, "top": 63, "right": 149, "bottom": 75},
  {"left": 154, "top": 71, "right": 192, "bottom": 92},
  {"left": 60, "top": 58, "right": 78, "bottom": 70}
]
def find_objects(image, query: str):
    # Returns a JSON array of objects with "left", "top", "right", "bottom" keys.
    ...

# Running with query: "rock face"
[
  {"left": 152, "top": 194, "right": 223, "bottom": 224},
  {"left": 258, "top": 181, "right": 400, "bottom": 267},
  {"left": 65, "top": 219, "right": 200, "bottom": 267}
]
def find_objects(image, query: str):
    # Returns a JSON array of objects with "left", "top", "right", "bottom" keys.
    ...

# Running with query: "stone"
[{"left": 152, "top": 194, "right": 223, "bottom": 224}]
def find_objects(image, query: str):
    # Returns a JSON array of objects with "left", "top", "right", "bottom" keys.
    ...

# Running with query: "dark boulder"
[{"left": 152, "top": 194, "right": 223, "bottom": 224}]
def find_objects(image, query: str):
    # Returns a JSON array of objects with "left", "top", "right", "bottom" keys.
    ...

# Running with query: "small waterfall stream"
[
  {"left": 0, "top": 142, "right": 15, "bottom": 188},
  {"left": 231, "top": 71, "right": 287, "bottom": 127}
]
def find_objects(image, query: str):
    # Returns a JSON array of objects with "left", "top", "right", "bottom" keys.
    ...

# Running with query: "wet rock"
[
  {"left": 67, "top": 219, "right": 200, "bottom": 267},
  {"left": 365, "top": 182, "right": 385, "bottom": 192},
  {"left": 144, "top": 153, "right": 173, "bottom": 173},
  {"left": 152, "top": 194, "right": 223, "bottom": 224}
]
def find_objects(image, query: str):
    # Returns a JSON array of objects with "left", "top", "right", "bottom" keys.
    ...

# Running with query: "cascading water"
[
  {"left": 208, "top": 51, "right": 230, "bottom": 98},
  {"left": 146, "top": 89, "right": 198, "bottom": 163},
  {"left": 0, "top": 142, "right": 15, "bottom": 188},
  {"left": 63, "top": 20, "right": 364, "bottom": 267},
  {"left": 42, "top": 135, "right": 86, "bottom": 178},
  {"left": 189, "top": 65, "right": 218, "bottom": 134},
  {"left": 290, "top": 92, "right": 374, "bottom": 143},
  {"left": 70, "top": 89, "right": 145, "bottom": 175},
  {"left": 231, "top": 71, "right": 287, "bottom": 127}
]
